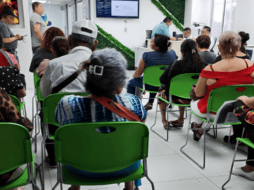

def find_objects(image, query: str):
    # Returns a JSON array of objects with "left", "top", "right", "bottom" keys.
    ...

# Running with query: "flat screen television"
[{"left": 96, "top": 0, "right": 139, "bottom": 19}]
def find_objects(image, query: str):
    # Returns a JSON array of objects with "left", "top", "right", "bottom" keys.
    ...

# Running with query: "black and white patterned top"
[{"left": 0, "top": 66, "right": 23, "bottom": 96}]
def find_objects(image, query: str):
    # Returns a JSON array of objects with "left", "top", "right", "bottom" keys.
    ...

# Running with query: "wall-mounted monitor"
[{"left": 96, "top": 0, "right": 139, "bottom": 19}]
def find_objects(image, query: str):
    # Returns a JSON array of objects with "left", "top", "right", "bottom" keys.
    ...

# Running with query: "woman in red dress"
[{"left": 191, "top": 31, "right": 254, "bottom": 141}]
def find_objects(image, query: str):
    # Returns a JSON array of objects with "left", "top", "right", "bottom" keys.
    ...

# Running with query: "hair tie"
[{"left": 192, "top": 49, "right": 196, "bottom": 54}]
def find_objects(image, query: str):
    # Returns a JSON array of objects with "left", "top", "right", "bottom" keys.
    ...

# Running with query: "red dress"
[{"left": 198, "top": 63, "right": 254, "bottom": 114}]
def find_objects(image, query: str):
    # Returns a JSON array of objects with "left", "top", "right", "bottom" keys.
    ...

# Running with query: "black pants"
[{"left": 232, "top": 101, "right": 254, "bottom": 166}]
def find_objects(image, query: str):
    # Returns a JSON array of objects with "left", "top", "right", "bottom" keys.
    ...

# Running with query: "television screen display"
[{"left": 96, "top": 0, "right": 139, "bottom": 19}]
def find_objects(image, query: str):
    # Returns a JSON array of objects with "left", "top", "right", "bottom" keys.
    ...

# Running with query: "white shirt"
[
  {"left": 209, "top": 36, "right": 214, "bottom": 50},
  {"left": 40, "top": 46, "right": 92, "bottom": 98}
]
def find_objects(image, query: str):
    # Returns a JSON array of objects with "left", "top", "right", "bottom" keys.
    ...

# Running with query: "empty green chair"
[
  {"left": 52, "top": 122, "right": 155, "bottom": 190},
  {"left": 222, "top": 137, "right": 254, "bottom": 190},
  {"left": 41, "top": 92, "right": 89, "bottom": 190},
  {"left": 181, "top": 85, "right": 254, "bottom": 169},
  {"left": 151, "top": 73, "right": 200, "bottom": 141},
  {"left": 0, "top": 123, "right": 39, "bottom": 190}
]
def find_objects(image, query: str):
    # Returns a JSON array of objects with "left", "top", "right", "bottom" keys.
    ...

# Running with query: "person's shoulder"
[{"left": 60, "top": 94, "right": 89, "bottom": 106}]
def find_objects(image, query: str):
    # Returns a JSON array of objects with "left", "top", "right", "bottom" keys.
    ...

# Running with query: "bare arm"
[
  {"left": 3, "top": 36, "right": 18, "bottom": 43},
  {"left": 237, "top": 96, "right": 254, "bottom": 109},
  {"left": 133, "top": 58, "right": 145, "bottom": 78},
  {"left": 194, "top": 76, "right": 207, "bottom": 97},
  {"left": 34, "top": 23, "right": 43, "bottom": 42},
  {"left": 16, "top": 88, "right": 26, "bottom": 99}
]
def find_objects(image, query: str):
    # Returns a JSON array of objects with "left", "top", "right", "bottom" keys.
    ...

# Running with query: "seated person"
[
  {"left": 0, "top": 88, "right": 33, "bottom": 189},
  {"left": 232, "top": 96, "right": 254, "bottom": 180},
  {"left": 196, "top": 35, "right": 216, "bottom": 64},
  {"left": 0, "top": 66, "right": 26, "bottom": 99},
  {"left": 29, "top": 27, "right": 65, "bottom": 73},
  {"left": 190, "top": 31, "right": 254, "bottom": 141},
  {"left": 178, "top": 27, "right": 193, "bottom": 41},
  {"left": 55, "top": 48, "right": 146, "bottom": 190},
  {"left": 36, "top": 36, "right": 70, "bottom": 77},
  {"left": 127, "top": 33, "right": 178, "bottom": 111},
  {"left": 0, "top": 33, "right": 19, "bottom": 70},
  {"left": 159, "top": 39, "right": 206, "bottom": 129},
  {"left": 201, "top": 26, "right": 214, "bottom": 50},
  {"left": 215, "top": 31, "right": 250, "bottom": 62}
]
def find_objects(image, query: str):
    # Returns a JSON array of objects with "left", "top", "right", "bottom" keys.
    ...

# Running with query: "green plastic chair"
[
  {"left": 41, "top": 92, "right": 89, "bottom": 190},
  {"left": 136, "top": 65, "right": 168, "bottom": 98},
  {"left": 222, "top": 137, "right": 254, "bottom": 190},
  {"left": 52, "top": 122, "right": 155, "bottom": 190},
  {"left": 0, "top": 123, "right": 39, "bottom": 190},
  {"left": 9, "top": 94, "right": 26, "bottom": 115},
  {"left": 181, "top": 84, "right": 254, "bottom": 169},
  {"left": 151, "top": 73, "right": 200, "bottom": 141}
]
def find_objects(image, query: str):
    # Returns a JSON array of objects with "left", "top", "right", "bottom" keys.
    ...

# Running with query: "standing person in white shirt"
[
  {"left": 40, "top": 19, "right": 98, "bottom": 98},
  {"left": 30, "top": 2, "right": 47, "bottom": 53},
  {"left": 201, "top": 26, "right": 214, "bottom": 50},
  {"left": 178, "top": 27, "right": 193, "bottom": 41}
]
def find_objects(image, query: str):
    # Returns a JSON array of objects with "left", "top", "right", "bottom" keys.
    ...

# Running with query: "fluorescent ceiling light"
[{"left": 32, "top": 0, "right": 47, "bottom": 3}]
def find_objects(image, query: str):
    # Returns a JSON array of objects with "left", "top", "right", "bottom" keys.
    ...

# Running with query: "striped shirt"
[{"left": 55, "top": 93, "right": 147, "bottom": 126}]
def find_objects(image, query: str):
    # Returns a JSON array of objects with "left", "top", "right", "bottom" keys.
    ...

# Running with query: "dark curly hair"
[
  {"left": 238, "top": 31, "right": 250, "bottom": 54},
  {"left": 41, "top": 27, "right": 65, "bottom": 52}
]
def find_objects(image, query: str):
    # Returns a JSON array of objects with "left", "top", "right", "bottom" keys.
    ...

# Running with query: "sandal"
[
  {"left": 164, "top": 122, "right": 171, "bottom": 130},
  {"left": 144, "top": 104, "right": 153, "bottom": 112},
  {"left": 169, "top": 119, "right": 183, "bottom": 128},
  {"left": 191, "top": 122, "right": 203, "bottom": 141}
]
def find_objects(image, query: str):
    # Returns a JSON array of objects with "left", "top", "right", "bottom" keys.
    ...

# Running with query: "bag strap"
[
  {"left": 89, "top": 95, "right": 141, "bottom": 122},
  {"left": 0, "top": 49, "right": 15, "bottom": 67},
  {"left": 51, "top": 71, "right": 79, "bottom": 94}
]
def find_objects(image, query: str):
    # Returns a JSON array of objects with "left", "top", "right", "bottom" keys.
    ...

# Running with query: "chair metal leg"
[
  {"left": 52, "top": 181, "right": 60, "bottom": 190},
  {"left": 146, "top": 175, "right": 155, "bottom": 190},
  {"left": 207, "top": 124, "right": 218, "bottom": 139},
  {"left": 150, "top": 100, "right": 169, "bottom": 141},
  {"left": 180, "top": 115, "right": 208, "bottom": 169},
  {"left": 41, "top": 134, "right": 47, "bottom": 190},
  {"left": 222, "top": 140, "right": 240, "bottom": 190},
  {"left": 32, "top": 179, "right": 40, "bottom": 190}
]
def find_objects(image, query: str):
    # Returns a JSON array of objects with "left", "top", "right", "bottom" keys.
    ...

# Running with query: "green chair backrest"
[
  {"left": 33, "top": 70, "right": 40, "bottom": 87},
  {"left": 208, "top": 85, "right": 254, "bottom": 113},
  {"left": 143, "top": 65, "right": 169, "bottom": 87},
  {"left": 0, "top": 123, "right": 32, "bottom": 175},
  {"left": 9, "top": 94, "right": 21, "bottom": 113},
  {"left": 43, "top": 92, "right": 89, "bottom": 126},
  {"left": 35, "top": 80, "right": 44, "bottom": 102},
  {"left": 54, "top": 122, "right": 149, "bottom": 173},
  {"left": 169, "top": 73, "right": 200, "bottom": 99}
]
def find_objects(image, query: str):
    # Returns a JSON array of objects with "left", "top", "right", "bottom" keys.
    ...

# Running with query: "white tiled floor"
[{"left": 22, "top": 71, "right": 254, "bottom": 190}]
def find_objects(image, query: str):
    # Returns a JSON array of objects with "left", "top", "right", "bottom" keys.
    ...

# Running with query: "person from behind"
[
  {"left": 151, "top": 17, "right": 176, "bottom": 41},
  {"left": 190, "top": 31, "right": 254, "bottom": 141},
  {"left": 29, "top": 27, "right": 65, "bottom": 74},
  {"left": 0, "top": 7, "right": 23, "bottom": 61},
  {"left": 178, "top": 27, "right": 192, "bottom": 41},
  {"left": 30, "top": 2, "right": 47, "bottom": 53},
  {"left": 40, "top": 20, "right": 98, "bottom": 98},
  {"left": 0, "top": 88, "right": 33, "bottom": 190},
  {"left": 159, "top": 39, "right": 207, "bottom": 129},
  {"left": 55, "top": 48, "right": 146, "bottom": 190},
  {"left": 196, "top": 35, "right": 216, "bottom": 64},
  {"left": 36, "top": 36, "right": 70, "bottom": 77},
  {"left": 215, "top": 31, "right": 251, "bottom": 63},
  {"left": 201, "top": 26, "right": 214, "bottom": 50},
  {"left": 127, "top": 33, "right": 178, "bottom": 111},
  {"left": 230, "top": 96, "right": 254, "bottom": 180}
]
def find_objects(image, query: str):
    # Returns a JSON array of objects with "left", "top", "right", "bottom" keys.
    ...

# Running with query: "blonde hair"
[{"left": 219, "top": 31, "right": 241, "bottom": 59}]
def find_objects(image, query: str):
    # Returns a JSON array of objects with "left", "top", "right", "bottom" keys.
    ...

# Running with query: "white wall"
[
  {"left": 11, "top": 0, "right": 33, "bottom": 90},
  {"left": 29, "top": 3, "right": 64, "bottom": 33},
  {"left": 89, "top": 0, "right": 182, "bottom": 50},
  {"left": 184, "top": 0, "right": 213, "bottom": 37},
  {"left": 233, "top": 0, "right": 254, "bottom": 45}
]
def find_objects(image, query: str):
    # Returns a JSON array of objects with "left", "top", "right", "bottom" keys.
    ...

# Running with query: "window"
[
  {"left": 83, "top": 0, "right": 91, "bottom": 20},
  {"left": 210, "top": 0, "right": 237, "bottom": 41}
]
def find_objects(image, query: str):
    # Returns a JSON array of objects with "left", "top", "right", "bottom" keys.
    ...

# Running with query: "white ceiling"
[{"left": 28, "top": 0, "right": 69, "bottom": 5}]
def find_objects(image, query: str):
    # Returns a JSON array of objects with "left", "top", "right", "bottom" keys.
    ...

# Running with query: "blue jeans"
[
  {"left": 66, "top": 160, "right": 142, "bottom": 186},
  {"left": 127, "top": 77, "right": 159, "bottom": 104}
]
